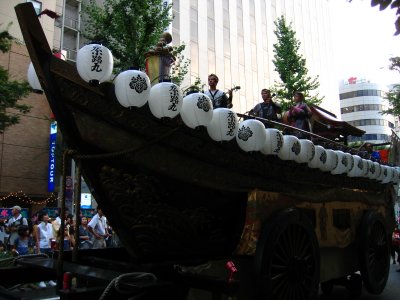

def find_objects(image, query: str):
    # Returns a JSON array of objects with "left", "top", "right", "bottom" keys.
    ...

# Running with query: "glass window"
[
  {"left": 208, "top": 50, "right": 216, "bottom": 74},
  {"left": 190, "top": 0, "right": 198, "bottom": 8},
  {"left": 190, "top": 8, "right": 198, "bottom": 42},
  {"left": 225, "top": 57, "right": 232, "bottom": 87},
  {"left": 208, "top": 18, "right": 215, "bottom": 50},
  {"left": 27, "top": 0, "right": 42, "bottom": 15},
  {"left": 207, "top": 0, "right": 214, "bottom": 16},
  {"left": 223, "top": 27, "right": 231, "bottom": 57},
  {"left": 190, "top": 42, "right": 199, "bottom": 74}
]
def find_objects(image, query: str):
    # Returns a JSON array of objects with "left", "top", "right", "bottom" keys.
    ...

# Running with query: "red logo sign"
[{"left": 348, "top": 77, "right": 357, "bottom": 84}]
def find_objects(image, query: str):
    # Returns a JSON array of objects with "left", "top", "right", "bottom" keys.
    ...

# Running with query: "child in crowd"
[{"left": 13, "top": 225, "right": 34, "bottom": 255}]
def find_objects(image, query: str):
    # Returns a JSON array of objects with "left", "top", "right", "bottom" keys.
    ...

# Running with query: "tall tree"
[
  {"left": 271, "top": 16, "right": 323, "bottom": 111},
  {"left": 0, "top": 24, "right": 31, "bottom": 133},
  {"left": 81, "top": 0, "right": 189, "bottom": 85},
  {"left": 382, "top": 56, "right": 400, "bottom": 116}
]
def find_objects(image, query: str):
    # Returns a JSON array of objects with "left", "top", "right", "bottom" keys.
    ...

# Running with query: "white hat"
[{"left": 11, "top": 205, "right": 22, "bottom": 211}]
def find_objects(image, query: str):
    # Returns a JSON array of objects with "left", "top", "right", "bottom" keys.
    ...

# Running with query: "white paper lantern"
[
  {"left": 347, "top": 155, "right": 363, "bottom": 177},
  {"left": 236, "top": 119, "right": 267, "bottom": 152},
  {"left": 361, "top": 159, "right": 370, "bottom": 177},
  {"left": 207, "top": 108, "right": 238, "bottom": 142},
  {"left": 308, "top": 145, "right": 327, "bottom": 169},
  {"left": 331, "top": 151, "right": 348, "bottom": 175},
  {"left": 180, "top": 92, "right": 213, "bottom": 129},
  {"left": 319, "top": 149, "right": 338, "bottom": 172},
  {"left": 392, "top": 167, "right": 400, "bottom": 184},
  {"left": 27, "top": 62, "right": 43, "bottom": 94},
  {"left": 381, "top": 166, "right": 394, "bottom": 184},
  {"left": 376, "top": 164, "right": 386, "bottom": 181},
  {"left": 261, "top": 128, "right": 284, "bottom": 155},
  {"left": 295, "top": 139, "right": 315, "bottom": 164},
  {"left": 368, "top": 161, "right": 381, "bottom": 179},
  {"left": 148, "top": 82, "right": 182, "bottom": 118},
  {"left": 114, "top": 69, "right": 150, "bottom": 108},
  {"left": 76, "top": 43, "right": 114, "bottom": 85},
  {"left": 278, "top": 135, "right": 301, "bottom": 161},
  {"left": 344, "top": 153, "right": 354, "bottom": 173}
]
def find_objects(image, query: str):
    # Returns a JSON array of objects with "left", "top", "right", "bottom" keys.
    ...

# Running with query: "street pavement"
[{"left": 319, "top": 263, "right": 400, "bottom": 300}]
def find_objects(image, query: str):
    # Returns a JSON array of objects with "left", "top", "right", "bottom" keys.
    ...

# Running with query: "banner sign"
[
  {"left": 0, "top": 208, "right": 29, "bottom": 220},
  {"left": 47, "top": 122, "right": 57, "bottom": 192}
]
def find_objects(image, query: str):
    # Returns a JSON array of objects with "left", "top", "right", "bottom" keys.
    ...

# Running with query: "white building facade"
[
  {"left": 171, "top": 0, "right": 339, "bottom": 115},
  {"left": 339, "top": 77, "right": 395, "bottom": 144},
  {"left": 52, "top": 0, "right": 339, "bottom": 115}
]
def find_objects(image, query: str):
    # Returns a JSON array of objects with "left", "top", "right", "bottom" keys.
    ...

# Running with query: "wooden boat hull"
[{"left": 15, "top": 3, "right": 395, "bottom": 297}]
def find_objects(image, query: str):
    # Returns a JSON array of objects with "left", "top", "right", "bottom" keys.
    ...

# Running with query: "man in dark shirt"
[{"left": 250, "top": 89, "right": 281, "bottom": 127}]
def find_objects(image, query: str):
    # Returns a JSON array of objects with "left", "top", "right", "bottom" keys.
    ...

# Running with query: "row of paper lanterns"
[{"left": 28, "top": 44, "right": 400, "bottom": 185}]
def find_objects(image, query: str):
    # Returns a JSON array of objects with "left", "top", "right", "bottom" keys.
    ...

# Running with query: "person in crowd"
[
  {"left": 79, "top": 216, "right": 93, "bottom": 249},
  {"left": 204, "top": 74, "right": 233, "bottom": 109},
  {"left": 285, "top": 91, "right": 312, "bottom": 138},
  {"left": 249, "top": 89, "right": 281, "bottom": 127},
  {"left": 65, "top": 213, "right": 75, "bottom": 248},
  {"left": 34, "top": 211, "right": 54, "bottom": 255},
  {"left": 13, "top": 225, "right": 34, "bottom": 255},
  {"left": 88, "top": 207, "right": 108, "bottom": 249},
  {"left": 6, "top": 205, "right": 28, "bottom": 249},
  {"left": 365, "top": 143, "right": 381, "bottom": 162},
  {"left": 56, "top": 225, "right": 73, "bottom": 251},
  {"left": 392, "top": 224, "right": 400, "bottom": 271},
  {"left": 34, "top": 211, "right": 57, "bottom": 288}
]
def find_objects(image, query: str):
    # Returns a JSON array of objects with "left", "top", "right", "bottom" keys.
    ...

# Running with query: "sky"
[{"left": 332, "top": 0, "right": 400, "bottom": 85}]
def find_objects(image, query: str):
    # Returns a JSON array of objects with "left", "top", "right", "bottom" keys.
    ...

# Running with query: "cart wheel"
[
  {"left": 358, "top": 211, "right": 390, "bottom": 294},
  {"left": 320, "top": 281, "right": 333, "bottom": 295},
  {"left": 346, "top": 273, "right": 362, "bottom": 298},
  {"left": 254, "top": 208, "right": 320, "bottom": 300}
]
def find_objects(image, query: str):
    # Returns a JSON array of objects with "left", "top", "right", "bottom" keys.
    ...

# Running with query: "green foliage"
[
  {"left": 81, "top": 0, "right": 172, "bottom": 72},
  {"left": 182, "top": 76, "right": 206, "bottom": 96},
  {"left": 0, "top": 25, "right": 31, "bottom": 133},
  {"left": 370, "top": 0, "right": 400, "bottom": 35},
  {"left": 271, "top": 16, "right": 323, "bottom": 111},
  {"left": 170, "top": 43, "right": 190, "bottom": 86},
  {"left": 382, "top": 57, "right": 400, "bottom": 116},
  {"left": 0, "top": 23, "right": 13, "bottom": 53}
]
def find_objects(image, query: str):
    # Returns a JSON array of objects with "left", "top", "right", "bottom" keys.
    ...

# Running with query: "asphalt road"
[{"left": 319, "top": 263, "right": 400, "bottom": 300}]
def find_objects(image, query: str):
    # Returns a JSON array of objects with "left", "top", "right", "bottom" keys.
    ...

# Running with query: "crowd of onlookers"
[{"left": 0, "top": 205, "right": 121, "bottom": 256}]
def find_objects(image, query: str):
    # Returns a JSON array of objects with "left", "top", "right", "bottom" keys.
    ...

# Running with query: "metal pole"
[
  {"left": 72, "top": 159, "right": 82, "bottom": 263},
  {"left": 56, "top": 150, "right": 69, "bottom": 289}
]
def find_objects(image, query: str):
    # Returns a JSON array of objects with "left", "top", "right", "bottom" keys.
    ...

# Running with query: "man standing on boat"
[
  {"left": 250, "top": 89, "right": 281, "bottom": 128},
  {"left": 204, "top": 74, "right": 233, "bottom": 109},
  {"left": 88, "top": 208, "right": 108, "bottom": 249}
]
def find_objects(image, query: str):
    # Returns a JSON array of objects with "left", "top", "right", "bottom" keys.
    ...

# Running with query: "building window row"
[
  {"left": 348, "top": 134, "right": 391, "bottom": 143},
  {"left": 347, "top": 119, "right": 394, "bottom": 128},
  {"left": 341, "top": 104, "right": 388, "bottom": 114},
  {"left": 339, "top": 89, "right": 385, "bottom": 100}
]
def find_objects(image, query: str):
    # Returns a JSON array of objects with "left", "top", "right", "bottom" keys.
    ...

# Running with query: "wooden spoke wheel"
[
  {"left": 254, "top": 208, "right": 320, "bottom": 300},
  {"left": 358, "top": 211, "right": 390, "bottom": 295}
]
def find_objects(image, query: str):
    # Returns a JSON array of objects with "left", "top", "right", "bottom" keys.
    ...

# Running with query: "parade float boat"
[{"left": 12, "top": 3, "right": 398, "bottom": 299}]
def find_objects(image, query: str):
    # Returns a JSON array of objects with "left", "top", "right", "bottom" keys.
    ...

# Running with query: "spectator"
[
  {"left": 88, "top": 208, "right": 108, "bottom": 249},
  {"left": 6, "top": 205, "right": 28, "bottom": 249}
]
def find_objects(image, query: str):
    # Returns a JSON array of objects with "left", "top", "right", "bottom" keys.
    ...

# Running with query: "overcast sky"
[{"left": 332, "top": 0, "right": 400, "bottom": 85}]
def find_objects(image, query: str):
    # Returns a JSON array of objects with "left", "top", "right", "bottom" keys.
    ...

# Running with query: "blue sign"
[{"left": 48, "top": 122, "right": 57, "bottom": 192}]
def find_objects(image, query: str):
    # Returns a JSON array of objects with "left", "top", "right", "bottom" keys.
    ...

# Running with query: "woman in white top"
[{"left": 35, "top": 211, "right": 53, "bottom": 255}]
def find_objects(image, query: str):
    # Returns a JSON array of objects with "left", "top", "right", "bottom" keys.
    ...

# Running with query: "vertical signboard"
[{"left": 47, "top": 121, "right": 57, "bottom": 192}]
